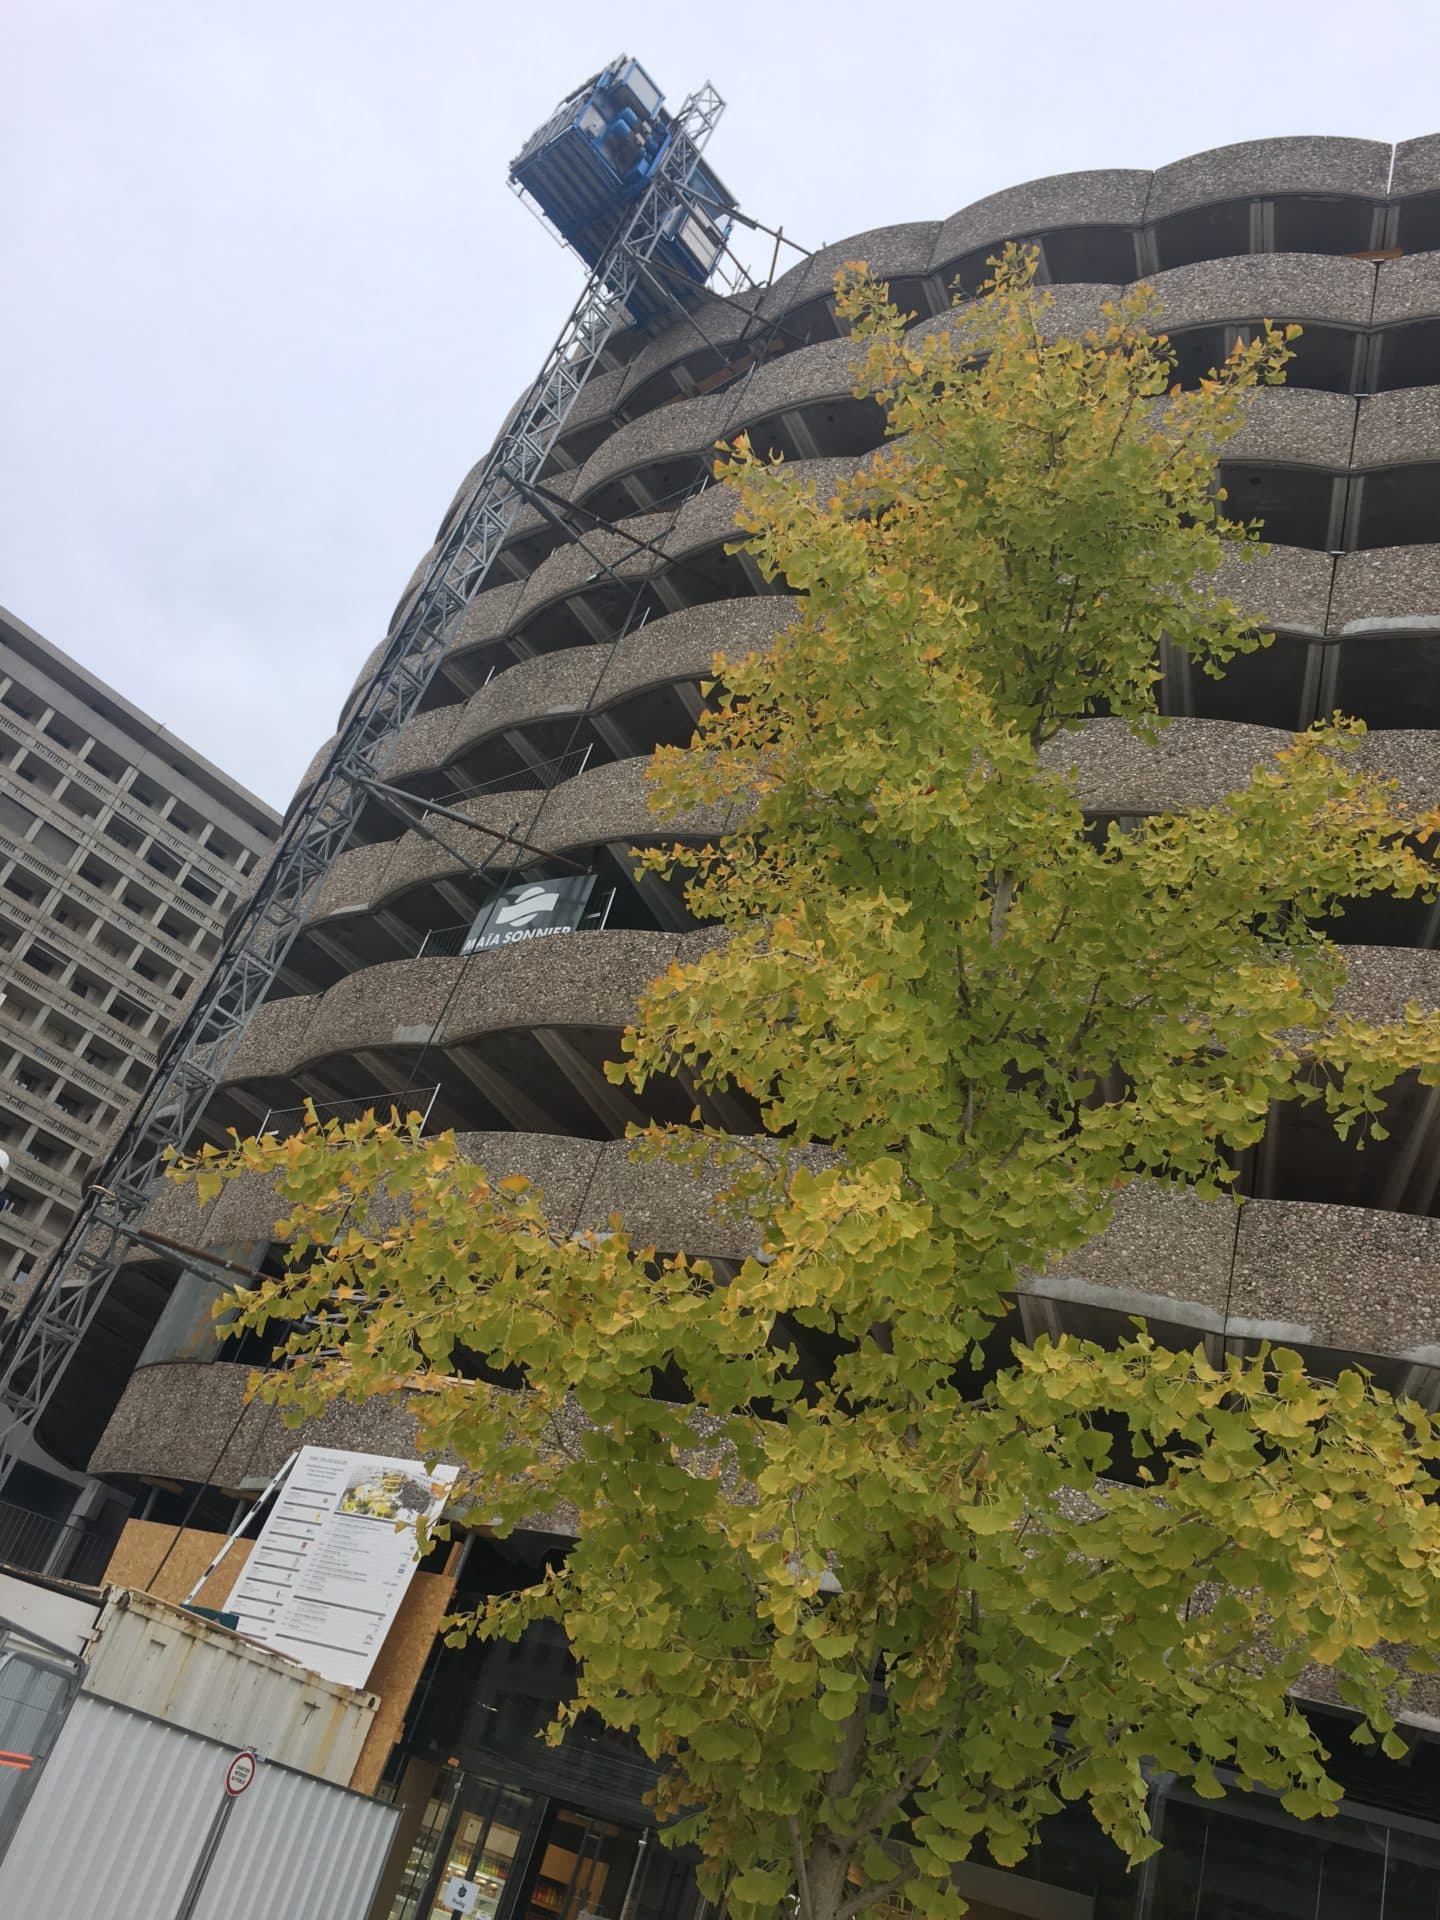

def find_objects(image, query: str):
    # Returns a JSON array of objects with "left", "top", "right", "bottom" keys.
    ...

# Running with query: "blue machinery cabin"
[{"left": 509, "top": 56, "right": 736, "bottom": 326}]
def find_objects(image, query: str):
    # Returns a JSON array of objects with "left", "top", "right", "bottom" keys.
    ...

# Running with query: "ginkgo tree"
[{"left": 174, "top": 253, "right": 1440, "bottom": 1920}]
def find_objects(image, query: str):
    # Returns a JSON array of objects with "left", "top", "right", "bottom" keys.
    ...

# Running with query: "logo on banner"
[
  {"left": 493, "top": 885, "right": 563, "bottom": 927},
  {"left": 463, "top": 875, "right": 596, "bottom": 953}
]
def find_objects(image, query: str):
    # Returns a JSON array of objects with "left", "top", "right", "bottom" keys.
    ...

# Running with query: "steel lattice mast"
[{"left": 0, "top": 80, "right": 731, "bottom": 1484}]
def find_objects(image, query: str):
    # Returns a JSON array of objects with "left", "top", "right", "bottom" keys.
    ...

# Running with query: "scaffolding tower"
[{"left": 0, "top": 67, "right": 744, "bottom": 1487}]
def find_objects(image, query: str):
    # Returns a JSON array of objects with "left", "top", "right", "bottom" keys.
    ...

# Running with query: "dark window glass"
[
  {"left": 1153, "top": 201, "right": 1252, "bottom": 270},
  {"left": 1169, "top": 325, "right": 1232, "bottom": 389},
  {"left": 1041, "top": 224, "right": 1138, "bottom": 285},
  {"left": 1273, "top": 195, "right": 1377, "bottom": 255},
  {"left": 1353, "top": 464, "right": 1440, "bottom": 549},
  {"left": 1335, "top": 633, "right": 1440, "bottom": 727},
  {"left": 1375, "top": 320, "right": 1440, "bottom": 392},
  {"left": 1220, "top": 464, "right": 1337, "bottom": 549},
  {"left": 1396, "top": 190, "right": 1440, "bottom": 255},
  {"left": 1185, "top": 634, "right": 1313, "bottom": 730},
  {"left": 1285, "top": 325, "right": 1359, "bottom": 394}
]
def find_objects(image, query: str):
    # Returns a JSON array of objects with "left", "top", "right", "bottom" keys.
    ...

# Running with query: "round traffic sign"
[{"left": 224, "top": 1751, "right": 257, "bottom": 1797}]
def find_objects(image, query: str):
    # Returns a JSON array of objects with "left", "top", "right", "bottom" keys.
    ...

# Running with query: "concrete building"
[
  {"left": 0, "top": 606, "right": 278, "bottom": 1563},
  {"left": 15, "top": 134, "right": 1440, "bottom": 1916}
]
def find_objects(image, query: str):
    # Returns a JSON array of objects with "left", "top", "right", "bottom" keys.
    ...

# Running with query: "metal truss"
[{"left": 0, "top": 81, "right": 730, "bottom": 1482}]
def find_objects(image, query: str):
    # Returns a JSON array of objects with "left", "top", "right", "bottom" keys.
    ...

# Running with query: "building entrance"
[{"left": 389, "top": 1771, "right": 653, "bottom": 1920}]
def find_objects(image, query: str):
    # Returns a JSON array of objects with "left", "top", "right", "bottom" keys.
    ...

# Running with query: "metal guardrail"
[
  {"left": 418, "top": 924, "right": 482, "bottom": 959},
  {"left": 0, "top": 1499, "right": 112, "bottom": 1584},
  {"left": 258, "top": 1085, "right": 442, "bottom": 1139},
  {"left": 442, "top": 742, "right": 593, "bottom": 804}
]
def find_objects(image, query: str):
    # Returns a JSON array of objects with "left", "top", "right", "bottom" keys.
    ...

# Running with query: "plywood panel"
[{"left": 105, "top": 1518, "right": 257, "bottom": 1610}]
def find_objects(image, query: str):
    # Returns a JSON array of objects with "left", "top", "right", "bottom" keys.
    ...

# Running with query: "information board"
[{"left": 227, "top": 1446, "right": 458, "bottom": 1689}]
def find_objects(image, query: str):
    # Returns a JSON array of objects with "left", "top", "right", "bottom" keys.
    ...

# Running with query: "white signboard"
[{"left": 227, "top": 1446, "right": 458, "bottom": 1690}]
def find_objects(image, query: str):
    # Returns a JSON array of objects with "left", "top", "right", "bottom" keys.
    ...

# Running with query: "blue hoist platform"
[
  {"left": 509, "top": 55, "right": 738, "bottom": 324},
  {"left": 0, "top": 58, "right": 759, "bottom": 1488}
]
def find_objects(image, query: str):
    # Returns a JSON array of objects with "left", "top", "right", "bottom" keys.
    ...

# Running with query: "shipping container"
[
  {"left": 0, "top": 1690, "right": 397, "bottom": 1920},
  {"left": 0, "top": 1571, "right": 377, "bottom": 1784},
  {"left": 83, "top": 1585, "right": 376, "bottom": 1784}
]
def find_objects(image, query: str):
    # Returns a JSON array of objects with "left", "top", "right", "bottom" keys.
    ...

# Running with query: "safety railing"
[
  {"left": 258, "top": 1084, "right": 442, "bottom": 1139},
  {"left": 0, "top": 1499, "right": 113, "bottom": 1584}
]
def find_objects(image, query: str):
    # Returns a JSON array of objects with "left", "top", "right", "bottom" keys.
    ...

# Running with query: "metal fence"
[
  {"left": 443, "top": 742, "right": 593, "bottom": 803},
  {"left": 0, "top": 1501, "right": 111, "bottom": 1585},
  {"left": 257, "top": 1086, "right": 441, "bottom": 1140},
  {"left": 0, "top": 1691, "right": 397, "bottom": 1920}
]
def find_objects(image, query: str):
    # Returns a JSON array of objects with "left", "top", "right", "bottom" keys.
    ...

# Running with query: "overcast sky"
[{"left": 4, "top": 1, "right": 1438, "bottom": 811}]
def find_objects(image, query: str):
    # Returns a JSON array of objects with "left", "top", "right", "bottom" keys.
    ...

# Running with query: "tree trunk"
[{"left": 802, "top": 1837, "right": 856, "bottom": 1920}]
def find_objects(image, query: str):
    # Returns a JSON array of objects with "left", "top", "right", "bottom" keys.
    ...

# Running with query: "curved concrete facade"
[
  {"left": 98, "top": 1170, "right": 1440, "bottom": 1484},
  {"left": 77, "top": 132, "right": 1440, "bottom": 1499}
]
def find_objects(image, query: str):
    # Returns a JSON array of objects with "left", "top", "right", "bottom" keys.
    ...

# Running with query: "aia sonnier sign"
[{"left": 462, "top": 875, "right": 596, "bottom": 954}]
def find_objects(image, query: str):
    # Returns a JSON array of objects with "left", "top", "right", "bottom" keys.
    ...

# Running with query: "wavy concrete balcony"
[
  {"left": 307, "top": 706, "right": 1440, "bottom": 915},
  {"left": 1330, "top": 544, "right": 1440, "bottom": 629},
  {"left": 128, "top": 1132, "right": 1440, "bottom": 1375},
  {"left": 1355, "top": 387, "right": 1440, "bottom": 468},
  {"left": 538, "top": 138, "right": 1437, "bottom": 430},
  {"left": 303, "top": 755, "right": 735, "bottom": 930},
  {"left": 445, "top": 241, "right": 1440, "bottom": 568},
  {"left": 350, "top": 254, "right": 1440, "bottom": 724},
  {"left": 355, "top": 525, "right": 1437, "bottom": 795},
  {"left": 206, "top": 923, "right": 1440, "bottom": 1180},
  {"left": 1147, "top": 136, "right": 1389, "bottom": 220},
  {"left": 94, "top": 1168, "right": 1440, "bottom": 1487},
  {"left": 1374, "top": 251, "right": 1440, "bottom": 326},
  {"left": 379, "top": 597, "right": 795, "bottom": 792},
  {"left": 220, "top": 929, "right": 705, "bottom": 1088}
]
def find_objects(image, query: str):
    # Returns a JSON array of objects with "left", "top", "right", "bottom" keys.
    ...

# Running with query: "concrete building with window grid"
[
  {"left": 11, "top": 132, "right": 1440, "bottom": 1918},
  {"left": 0, "top": 606, "right": 277, "bottom": 1471}
]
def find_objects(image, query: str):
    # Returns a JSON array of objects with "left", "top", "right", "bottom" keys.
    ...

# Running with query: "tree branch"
[
  {"left": 844, "top": 1702, "right": 969, "bottom": 1845},
  {"left": 789, "top": 1816, "right": 817, "bottom": 1920},
  {"left": 838, "top": 1866, "right": 912, "bottom": 1920}
]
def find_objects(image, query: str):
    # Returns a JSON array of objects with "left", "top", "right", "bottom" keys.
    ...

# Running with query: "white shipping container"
[
  {"left": 0, "top": 1569, "right": 95, "bottom": 1657},
  {"left": 0, "top": 1691, "right": 397, "bottom": 1920},
  {"left": 0, "top": 1572, "right": 379, "bottom": 1784},
  {"left": 82, "top": 1586, "right": 377, "bottom": 1785}
]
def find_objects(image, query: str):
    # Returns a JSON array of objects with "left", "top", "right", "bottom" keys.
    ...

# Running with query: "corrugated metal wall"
[
  {"left": 193, "top": 1750, "right": 396, "bottom": 1920},
  {"left": 0, "top": 1692, "right": 396, "bottom": 1920}
]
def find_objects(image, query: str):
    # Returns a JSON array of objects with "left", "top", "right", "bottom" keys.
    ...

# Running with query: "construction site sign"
[{"left": 226, "top": 1447, "right": 458, "bottom": 1689}]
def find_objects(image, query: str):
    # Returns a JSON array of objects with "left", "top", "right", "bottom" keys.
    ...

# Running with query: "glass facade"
[
  {"left": 383, "top": 1606, "right": 1440, "bottom": 1920},
  {"left": 383, "top": 1769, "right": 696, "bottom": 1920},
  {"left": 1144, "top": 1787, "right": 1440, "bottom": 1919}
]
